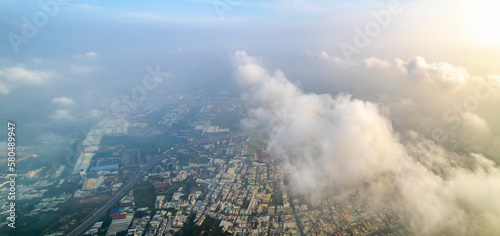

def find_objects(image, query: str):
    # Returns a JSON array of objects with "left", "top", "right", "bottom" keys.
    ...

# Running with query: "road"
[
  {"left": 287, "top": 189, "right": 305, "bottom": 236},
  {"left": 67, "top": 131, "right": 254, "bottom": 236},
  {"left": 67, "top": 148, "right": 175, "bottom": 236},
  {"left": 190, "top": 130, "right": 256, "bottom": 145}
]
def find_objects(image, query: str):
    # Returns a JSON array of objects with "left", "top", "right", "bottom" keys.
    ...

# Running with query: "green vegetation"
[
  {"left": 97, "top": 214, "right": 113, "bottom": 236},
  {"left": 213, "top": 110, "right": 240, "bottom": 130},
  {"left": 160, "top": 180, "right": 204, "bottom": 200},
  {"left": 101, "top": 133, "right": 174, "bottom": 156},
  {"left": 134, "top": 108, "right": 168, "bottom": 124},
  {"left": 176, "top": 152, "right": 210, "bottom": 166},
  {"left": 176, "top": 214, "right": 226, "bottom": 236},
  {"left": 270, "top": 193, "right": 284, "bottom": 206},
  {"left": 134, "top": 181, "right": 156, "bottom": 208},
  {"left": 133, "top": 210, "right": 150, "bottom": 219},
  {"left": 247, "top": 132, "right": 269, "bottom": 154},
  {"left": 2, "top": 205, "right": 93, "bottom": 236},
  {"left": 173, "top": 106, "right": 202, "bottom": 129},
  {"left": 189, "top": 129, "right": 203, "bottom": 138}
]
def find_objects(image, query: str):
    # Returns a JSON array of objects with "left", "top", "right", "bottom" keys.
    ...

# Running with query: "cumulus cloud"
[
  {"left": 51, "top": 109, "right": 74, "bottom": 121},
  {"left": 305, "top": 50, "right": 356, "bottom": 66},
  {"left": 404, "top": 56, "right": 469, "bottom": 87},
  {"left": 70, "top": 64, "right": 97, "bottom": 75},
  {"left": 301, "top": 53, "right": 500, "bottom": 160},
  {"left": 319, "top": 54, "right": 469, "bottom": 88},
  {"left": 51, "top": 96, "right": 76, "bottom": 106},
  {"left": 85, "top": 51, "right": 97, "bottom": 57},
  {"left": 234, "top": 51, "right": 500, "bottom": 235},
  {"left": 307, "top": 50, "right": 336, "bottom": 60},
  {"left": 77, "top": 51, "right": 98, "bottom": 58},
  {"left": 0, "top": 64, "right": 51, "bottom": 84},
  {"left": 0, "top": 64, "right": 53, "bottom": 94},
  {"left": 233, "top": 50, "right": 262, "bottom": 65},
  {"left": 462, "top": 112, "right": 489, "bottom": 134}
]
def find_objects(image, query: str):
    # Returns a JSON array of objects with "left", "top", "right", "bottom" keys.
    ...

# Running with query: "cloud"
[
  {"left": 123, "top": 12, "right": 171, "bottom": 21},
  {"left": 0, "top": 64, "right": 51, "bottom": 85},
  {"left": 322, "top": 55, "right": 469, "bottom": 88},
  {"left": 188, "top": 0, "right": 330, "bottom": 13},
  {"left": 0, "top": 64, "right": 53, "bottom": 94},
  {"left": 460, "top": 112, "right": 491, "bottom": 143},
  {"left": 51, "top": 109, "right": 74, "bottom": 121},
  {"left": 300, "top": 53, "right": 500, "bottom": 157},
  {"left": 404, "top": 56, "right": 469, "bottom": 87},
  {"left": 234, "top": 51, "right": 500, "bottom": 235},
  {"left": 77, "top": 51, "right": 98, "bottom": 58},
  {"left": 89, "top": 109, "right": 102, "bottom": 118},
  {"left": 363, "top": 56, "right": 406, "bottom": 71},
  {"left": 233, "top": 50, "right": 262, "bottom": 65},
  {"left": 0, "top": 83, "right": 9, "bottom": 94},
  {"left": 70, "top": 64, "right": 97, "bottom": 75},
  {"left": 51, "top": 96, "right": 76, "bottom": 106},
  {"left": 85, "top": 51, "right": 97, "bottom": 57}
]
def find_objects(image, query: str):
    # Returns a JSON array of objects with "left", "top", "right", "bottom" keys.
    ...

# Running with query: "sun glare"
[{"left": 467, "top": 0, "right": 500, "bottom": 47}]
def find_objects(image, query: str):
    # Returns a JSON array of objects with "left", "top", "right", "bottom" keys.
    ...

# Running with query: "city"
[
  {"left": 2, "top": 1, "right": 500, "bottom": 235},
  {"left": 1, "top": 91, "right": 410, "bottom": 235}
]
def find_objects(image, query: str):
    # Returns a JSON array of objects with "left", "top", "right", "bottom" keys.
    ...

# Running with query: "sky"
[
  {"left": 1, "top": 0, "right": 500, "bottom": 100},
  {"left": 2, "top": 0, "right": 500, "bottom": 234}
]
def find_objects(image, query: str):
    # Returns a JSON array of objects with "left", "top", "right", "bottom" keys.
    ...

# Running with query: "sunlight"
[{"left": 467, "top": 0, "right": 500, "bottom": 47}]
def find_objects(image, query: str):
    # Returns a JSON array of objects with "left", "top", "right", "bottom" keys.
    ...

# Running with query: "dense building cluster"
[{"left": 1, "top": 92, "right": 411, "bottom": 235}]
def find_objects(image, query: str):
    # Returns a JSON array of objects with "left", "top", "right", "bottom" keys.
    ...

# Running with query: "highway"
[
  {"left": 67, "top": 148, "right": 175, "bottom": 236},
  {"left": 190, "top": 130, "right": 256, "bottom": 145},
  {"left": 67, "top": 131, "right": 255, "bottom": 236}
]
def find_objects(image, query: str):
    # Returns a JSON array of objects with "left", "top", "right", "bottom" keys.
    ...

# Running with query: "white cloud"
[
  {"left": 0, "top": 64, "right": 51, "bottom": 85},
  {"left": 233, "top": 50, "right": 262, "bottom": 65},
  {"left": 51, "top": 109, "right": 74, "bottom": 121},
  {"left": 51, "top": 96, "right": 75, "bottom": 106},
  {"left": 303, "top": 54, "right": 499, "bottom": 156},
  {"left": 235, "top": 51, "right": 500, "bottom": 235},
  {"left": 0, "top": 83, "right": 9, "bottom": 94},
  {"left": 317, "top": 51, "right": 330, "bottom": 59},
  {"left": 305, "top": 50, "right": 359, "bottom": 67},
  {"left": 85, "top": 51, "right": 97, "bottom": 57},
  {"left": 323, "top": 55, "right": 469, "bottom": 88},
  {"left": 77, "top": 51, "right": 98, "bottom": 58},
  {"left": 404, "top": 56, "right": 469, "bottom": 87},
  {"left": 363, "top": 57, "right": 406, "bottom": 71},
  {"left": 70, "top": 64, "right": 97, "bottom": 75},
  {"left": 89, "top": 109, "right": 102, "bottom": 118},
  {"left": 0, "top": 64, "right": 53, "bottom": 94},
  {"left": 461, "top": 112, "right": 491, "bottom": 141}
]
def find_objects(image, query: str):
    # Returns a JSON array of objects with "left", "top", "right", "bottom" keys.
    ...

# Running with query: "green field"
[
  {"left": 213, "top": 110, "right": 240, "bottom": 130},
  {"left": 101, "top": 134, "right": 174, "bottom": 156},
  {"left": 176, "top": 214, "right": 225, "bottom": 236},
  {"left": 173, "top": 105, "right": 202, "bottom": 129},
  {"left": 134, "top": 182, "right": 156, "bottom": 208}
]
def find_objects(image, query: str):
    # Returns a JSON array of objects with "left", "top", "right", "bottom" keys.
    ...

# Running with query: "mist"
[{"left": 235, "top": 50, "right": 500, "bottom": 235}]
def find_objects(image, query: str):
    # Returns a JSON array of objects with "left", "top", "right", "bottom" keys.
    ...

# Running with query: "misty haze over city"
[{"left": 1, "top": 0, "right": 500, "bottom": 235}]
